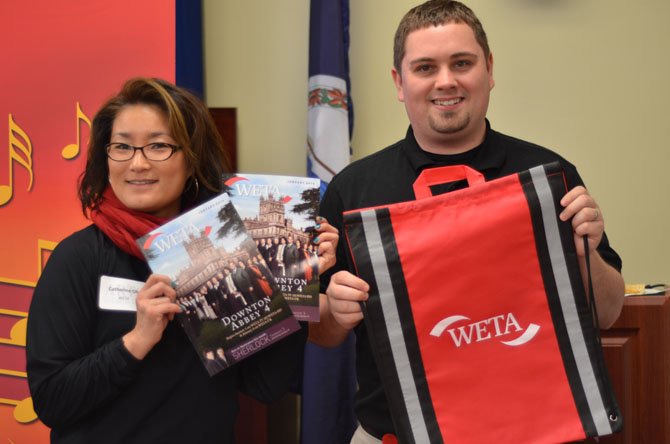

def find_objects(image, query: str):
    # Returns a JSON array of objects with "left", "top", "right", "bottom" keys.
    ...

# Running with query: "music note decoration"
[
  {"left": 61, "top": 102, "right": 91, "bottom": 160},
  {"left": 0, "top": 394, "right": 37, "bottom": 424},
  {"left": 0, "top": 308, "right": 37, "bottom": 423},
  {"left": 37, "top": 239, "right": 58, "bottom": 279},
  {"left": 0, "top": 114, "right": 34, "bottom": 207}
]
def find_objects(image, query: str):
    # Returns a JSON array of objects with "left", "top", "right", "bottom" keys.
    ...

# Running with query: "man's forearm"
[{"left": 579, "top": 253, "right": 625, "bottom": 329}]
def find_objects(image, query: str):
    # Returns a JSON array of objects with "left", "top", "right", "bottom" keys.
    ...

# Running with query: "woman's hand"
[
  {"left": 122, "top": 274, "right": 181, "bottom": 360},
  {"left": 313, "top": 217, "right": 339, "bottom": 275}
]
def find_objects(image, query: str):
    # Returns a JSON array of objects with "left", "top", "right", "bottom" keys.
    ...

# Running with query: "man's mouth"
[{"left": 433, "top": 98, "right": 463, "bottom": 106}]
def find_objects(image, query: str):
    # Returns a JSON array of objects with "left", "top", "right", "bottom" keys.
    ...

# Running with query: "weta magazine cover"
[
  {"left": 223, "top": 173, "right": 321, "bottom": 321},
  {"left": 136, "top": 192, "right": 300, "bottom": 376}
]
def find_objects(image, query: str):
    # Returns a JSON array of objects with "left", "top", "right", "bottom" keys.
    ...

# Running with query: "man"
[
  {"left": 267, "top": 236, "right": 279, "bottom": 275},
  {"left": 229, "top": 260, "right": 256, "bottom": 304},
  {"left": 275, "top": 237, "right": 287, "bottom": 276},
  {"left": 222, "top": 267, "right": 248, "bottom": 309},
  {"left": 311, "top": 1, "right": 625, "bottom": 443},
  {"left": 204, "top": 279, "right": 221, "bottom": 317},
  {"left": 283, "top": 234, "right": 300, "bottom": 278}
]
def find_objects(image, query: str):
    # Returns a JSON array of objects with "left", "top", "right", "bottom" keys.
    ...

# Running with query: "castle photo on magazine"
[
  {"left": 223, "top": 173, "right": 321, "bottom": 321},
  {"left": 136, "top": 192, "right": 300, "bottom": 376}
]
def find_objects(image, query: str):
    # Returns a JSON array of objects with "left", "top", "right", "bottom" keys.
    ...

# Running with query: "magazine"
[
  {"left": 222, "top": 173, "right": 321, "bottom": 321},
  {"left": 136, "top": 192, "right": 300, "bottom": 376}
]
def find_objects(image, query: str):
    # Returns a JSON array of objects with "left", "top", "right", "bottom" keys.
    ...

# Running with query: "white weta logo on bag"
[{"left": 429, "top": 313, "right": 540, "bottom": 347}]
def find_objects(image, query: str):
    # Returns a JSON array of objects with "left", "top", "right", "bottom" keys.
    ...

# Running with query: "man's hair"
[
  {"left": 393, "top": 0, "right": 490, "bottom": 74},
  {"left": 78, "top": 77, "right": 230, "bottom": 215}
]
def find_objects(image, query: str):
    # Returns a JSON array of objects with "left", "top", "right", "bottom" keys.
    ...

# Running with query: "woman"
[
  {"left": 246, "top": 257, "right": 273, "bottom": 298},
  {"left": 26, "top": 77, "right": 338, "bottom": 443}
]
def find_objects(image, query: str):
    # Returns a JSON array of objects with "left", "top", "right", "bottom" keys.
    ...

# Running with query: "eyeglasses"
[{"left": 105, "top": 142, "right": 181, "bottom": 162}]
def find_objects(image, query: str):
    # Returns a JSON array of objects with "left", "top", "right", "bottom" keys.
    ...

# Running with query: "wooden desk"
[{"left": 594, "top": 293, "right": 670, "bottom": 444}]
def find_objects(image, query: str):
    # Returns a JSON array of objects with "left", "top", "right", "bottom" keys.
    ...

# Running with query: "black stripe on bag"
[
  {"left": 519, "top": 167, "right": 596, "bottom": 435},
  {"left": 350, "top": 208, "right": 441, "bottom": 444},
  {"left": 522, "top": 163, "right": 616, "bottom": 437},
  {"left": 344, "top": 211, "right": 414, "bottom": 440},
  {"left": 375, "top": 209, "right": 444, "bottom": 444},
  {"left": 542, "top": 165, "right": 618, "bottom": 436},
  {"left": 345, "top": 210, "right": 417, "bottom": 443}
]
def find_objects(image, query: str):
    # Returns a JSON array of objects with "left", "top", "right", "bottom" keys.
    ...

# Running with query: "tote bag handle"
[{"left": 413, "top": 165, "right": 485, "bottom": 199}]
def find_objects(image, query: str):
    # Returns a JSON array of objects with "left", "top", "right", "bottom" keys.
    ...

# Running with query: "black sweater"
[{"left": 26, "top": 225, "right": 305, "bottom": 443}]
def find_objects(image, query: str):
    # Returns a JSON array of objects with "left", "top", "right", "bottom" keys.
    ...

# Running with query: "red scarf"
[{"left": 90, "top": 186, "right": 169, "bottom": 260}]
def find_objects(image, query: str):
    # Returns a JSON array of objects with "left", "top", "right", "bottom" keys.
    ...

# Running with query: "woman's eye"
[{"left": 148, "top": 143, "right": 170, "bottom": 150}]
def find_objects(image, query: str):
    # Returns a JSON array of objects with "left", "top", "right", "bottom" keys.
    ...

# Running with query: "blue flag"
[
  {"left": 307, "top": 0, "right": 352, "bottom": 194},
  {"left": 303, "top": 1, "right": 357, "bottom": 443}
]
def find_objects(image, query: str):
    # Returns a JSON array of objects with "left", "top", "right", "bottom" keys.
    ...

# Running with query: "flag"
[
  {"left": 303, "top": 1, "right": 357, "bottom": 443},
  {"left": 175, "top": 0, "right": 204, "bottom": 97},
  {"left": 307, "top": 0, "right": 352, "bottom": 194}
]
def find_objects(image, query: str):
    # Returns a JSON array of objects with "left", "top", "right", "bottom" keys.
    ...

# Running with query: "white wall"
[{"left": 204, "top": 0, "right": 670, "bottom": 284}]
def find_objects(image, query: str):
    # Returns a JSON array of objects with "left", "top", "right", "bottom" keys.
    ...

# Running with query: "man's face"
[{"left": 392, "top": 22, "right": 494, "bottom": 153}]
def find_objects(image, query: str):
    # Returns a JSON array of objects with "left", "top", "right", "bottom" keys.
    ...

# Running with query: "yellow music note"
[
  {"left": 0, "top": 309, "right": 36, "bottom": 423},
  {"left": 62, "top": 102, "right": 91, "bottom": 160},
  {"left": 38, "top": 239, "right": 58, "bottom": 278},
  {"left": 0, "top": 309, "right": 27, "bottom": 347},
  {"left": 0, "top": 114, "right": 34, "bottom": 206},
  {"left": 0, "top": 395, "right": 37, "bottom": 423}
]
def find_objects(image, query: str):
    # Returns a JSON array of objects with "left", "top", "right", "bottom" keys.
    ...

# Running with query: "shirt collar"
[{"left": 401, "top": 119, "right": 506, "bottom": 175}]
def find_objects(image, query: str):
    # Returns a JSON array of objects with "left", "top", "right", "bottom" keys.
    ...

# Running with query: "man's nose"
[{"left": 435, "top": 66, "right": 457, "bottom": 89}]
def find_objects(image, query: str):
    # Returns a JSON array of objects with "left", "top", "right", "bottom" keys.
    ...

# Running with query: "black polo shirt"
[{"left": 319, "top": 122, "right": 622, "bottom": 439}]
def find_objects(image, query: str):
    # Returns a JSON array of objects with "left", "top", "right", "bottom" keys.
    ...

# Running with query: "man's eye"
[
  {"left": 453, "top": 60, "right": 472, "bottom": 69},
  {"left": 415, "top": 64, "right": 433, "bottom": 73}
]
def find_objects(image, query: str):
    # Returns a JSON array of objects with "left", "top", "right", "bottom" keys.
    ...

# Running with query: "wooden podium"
[{"left": 591, "top": 293, "right": 670, "bottom": 444}]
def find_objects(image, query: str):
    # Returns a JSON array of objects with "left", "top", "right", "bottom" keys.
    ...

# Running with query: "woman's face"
[{"left": 107, "top": 104, "right": 189, "bottom": 218}]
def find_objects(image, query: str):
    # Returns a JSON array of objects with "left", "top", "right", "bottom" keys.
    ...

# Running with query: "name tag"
[{"left": 98, "top": 275, "right": 143, "bottom": 311}]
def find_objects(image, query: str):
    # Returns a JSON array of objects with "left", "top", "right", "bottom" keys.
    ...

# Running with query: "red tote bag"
[{"left": 343, "top": 162, "right": 621, "bottom": 444}]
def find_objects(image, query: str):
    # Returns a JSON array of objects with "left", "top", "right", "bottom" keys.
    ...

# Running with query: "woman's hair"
[{"left": 78, "top": 77, "right": 230, "bottom": 215}]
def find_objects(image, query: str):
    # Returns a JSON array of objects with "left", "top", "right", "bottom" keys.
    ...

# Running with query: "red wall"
[{"left": 0, "top": 2, "right": 175, "bottom": 441}]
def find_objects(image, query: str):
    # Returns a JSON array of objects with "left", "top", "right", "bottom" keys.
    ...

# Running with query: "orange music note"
[
  {"left": 61, "top": 102, "right": 91, "bottom": 160},
  {"left": 0, "top": 115, "right": 34, "bottom": 207}
]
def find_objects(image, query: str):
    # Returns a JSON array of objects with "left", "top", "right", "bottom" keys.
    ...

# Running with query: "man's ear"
[
  {"left": 391, "top": 67, "right": 405, "bottom": 102},
  {"left": 487, "top": 52, "right": 495, "bottom": 90}
]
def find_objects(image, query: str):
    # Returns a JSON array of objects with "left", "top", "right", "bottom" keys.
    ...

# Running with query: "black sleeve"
[
  {"left": 236, "top": 324, "right": 308, "bottom": 403},
  {"left": 26, "top": 234, "right": 141, "bottom": 429},
  {"left": 318, "top": 180, "right": 350, "bottom": 294},
  {"left": 562, "top": 162, "right": 623, "bottom": 272}
]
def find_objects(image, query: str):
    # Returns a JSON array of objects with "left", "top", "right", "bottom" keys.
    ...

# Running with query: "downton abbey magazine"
[
  {"left": 136, "top": 192, "right": 300, "bottom": 376},
  {"left": 222, "top": 174, "right": 321, "bottom": 321}
]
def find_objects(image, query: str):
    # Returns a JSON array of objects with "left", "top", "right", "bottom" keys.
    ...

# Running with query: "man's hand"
[
  {"left": 559, "top": 186, "right": 624, "bottom": 328},
  {"left": 559, "top": 186, "right": 603, "bottom": 256},
  {"left": 308, "top": 270, "right": 369, "bottom": 347},
  {"left": 326, "top": 270, "right": 369, "bottom": 331}
]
